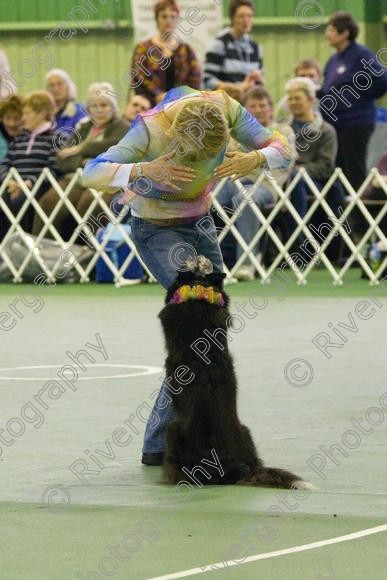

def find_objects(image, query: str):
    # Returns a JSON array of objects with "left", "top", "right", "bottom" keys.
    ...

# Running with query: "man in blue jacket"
[{"left": 320, "top": 11, "right": 387, "bottom": 191}]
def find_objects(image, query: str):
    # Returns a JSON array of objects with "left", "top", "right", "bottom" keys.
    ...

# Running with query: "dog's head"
[
  {"left": 159, "top": 257, "right": 230, "bottom": 343},
  {"left": 164, "top": 256, "right": 229, "bottom": 309}
]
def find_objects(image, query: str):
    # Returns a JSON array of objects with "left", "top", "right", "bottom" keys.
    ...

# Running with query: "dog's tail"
[{"left": 237, "top": 466, "right": 304, "bottom": 489}]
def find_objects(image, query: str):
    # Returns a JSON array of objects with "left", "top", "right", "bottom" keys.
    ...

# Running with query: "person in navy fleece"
[
  {"left": 46, "top": 69, "right": 85, "bottom": 138},
  {"left": 320, "top": 11, "right": 387, "bottom": 191}
]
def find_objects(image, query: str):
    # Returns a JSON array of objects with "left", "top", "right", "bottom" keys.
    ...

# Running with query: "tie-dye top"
[{"left": 82, "top": 86, "right": 292, "bottom": 222}]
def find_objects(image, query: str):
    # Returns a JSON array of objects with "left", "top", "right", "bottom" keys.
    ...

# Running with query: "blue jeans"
[
  {"left": 130, "top": 215, "right": 224, "bottom": 453},
  {"left": 283, "top": 177, "right": 345, "bottom": 259},
  {"left": 216, "top": 179, "right": 274, "bottom": 262}
]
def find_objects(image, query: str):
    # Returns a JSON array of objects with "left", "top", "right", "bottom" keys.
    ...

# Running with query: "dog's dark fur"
[{"left": 159, "top": 262, "right": 303, "bottom": 489}]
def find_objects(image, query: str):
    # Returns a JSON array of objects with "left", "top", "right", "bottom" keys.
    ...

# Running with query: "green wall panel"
[
  {"left": 0, "top": 1, "right": 385, "bottom": 107},
  {"left": 0, "top": 0, "right": 375, "bottom": 24},
  {"left": 0, "top": 26, "right": 334, "bottom": 105},
  {"left": 0, "top": 0, "right": 130, "bottom": 24}
]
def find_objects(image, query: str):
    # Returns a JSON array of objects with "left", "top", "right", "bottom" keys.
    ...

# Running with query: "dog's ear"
[
  {"left": 175, "top": 270, "right": 196, "bottom": 285},
  {"left": 206, "top": 272, "right": 226, "bottom": 289}
]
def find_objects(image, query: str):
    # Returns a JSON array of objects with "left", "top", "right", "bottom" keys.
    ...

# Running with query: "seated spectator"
[
  {"left": 320, "top": 11, "right": 387, "bottom": 191},
  {"left": 46, "top": 68, "right": 86, "bottom": 136},
  {"left": 123, "top": 94, "right": 151, "bottom": 125},
  {"left": 131, "top": 0, "right": 201, "bottom": 106},
  {"left": 204, "top": 0, "right": 263, "bottom": 94},
  {"left": 295, "top": 58, "right": 322, "bottom": 85},
  {"left": 285, "top": 77, "right": 344, "bottom": 262},
  {"left": 32, "top": 82, "right": 130, "bottom": 240},
  {"left": 274, "top": 58, "right": 322, "bottom": 123},
  {"left": 0, "top": 95, "right": 23, "bottom": 161},
  {"left": 0, "top": 91, "right": 58, "bottom": 240},
  {"left": 216, "top": 87, "right": 296, "bottom": 280}
]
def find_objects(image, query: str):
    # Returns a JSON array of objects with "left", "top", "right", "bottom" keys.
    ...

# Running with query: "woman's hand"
[
  {"left": 8, "top": 178, "right": 33, "bottom": 199},
  {"left": 57, "top": 145, "right": 80, "bottom": 159},
  {"left": 245, "top": 69, "right": 263, "bottom": 85},
  {"left": 214, "top": 151, "right": 266, "bottom": 181},
  {"left": 136, "top": 151, "right": 196, "bottom": 193},
  {"left": 7, "top": 179, "right": 21, "bottom": 198}
]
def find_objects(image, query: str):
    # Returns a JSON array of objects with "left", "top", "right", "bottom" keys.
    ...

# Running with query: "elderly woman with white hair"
[
  {"left": 46, "top": 68, "right": 85, "bottom": 135},
  {"left": 32, "top": 82, "right": 129, "bottom": 238},
  {"left": 285, "top": 76, "right": 337, "bottom": 183},
  {"left": 283, "top": 76, "right": 343, "bottom": 262}
]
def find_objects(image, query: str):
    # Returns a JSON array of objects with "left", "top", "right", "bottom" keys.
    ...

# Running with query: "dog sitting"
[{"left": 159, "top": 256, "right": 303, "bottom": 489}]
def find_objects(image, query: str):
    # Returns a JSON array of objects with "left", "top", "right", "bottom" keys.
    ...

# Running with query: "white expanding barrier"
[
  {"left": 0, "top": 167, "right": 148, "bottom": 284},
  {"left": 0, "top": 166, "right": 386, "bottom": 285},
  {"left": 212, "top": 166, "right": 387, "bottom": 286}
]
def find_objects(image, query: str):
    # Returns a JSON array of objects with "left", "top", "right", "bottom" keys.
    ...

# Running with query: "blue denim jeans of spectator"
[
  {"left": 284, "top": 177, "right": 345, "bottom": 261},
  {"left": 130, "top": 214, "right": 224, "bottom": 453},
  {"left": 282, "top": 177, "right": 309, "bottom": 246},
  {"left": 216, "top": 179, "right": 274, "bottom": 264},
  {"left": 307, "top": 179, "right": 345, "bottom": 263}
]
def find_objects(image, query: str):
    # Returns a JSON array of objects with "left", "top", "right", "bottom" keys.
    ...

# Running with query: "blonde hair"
[
  {"left": 23, "top": 91, "right": 55, "bottom": 121},
  {"left": 171, "top": 101, "right": 228, "bottom": 162},
  {"left": 285, "top": 77, "right": 316, "bottom": 100}
]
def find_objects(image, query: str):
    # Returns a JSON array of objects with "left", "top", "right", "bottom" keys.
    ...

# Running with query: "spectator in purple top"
[
  {"left": 320, "top": 12, "right": 387, "bottom": 191},
  {"left": 46, "top": 69, "right": 86, "bottom": 137}
]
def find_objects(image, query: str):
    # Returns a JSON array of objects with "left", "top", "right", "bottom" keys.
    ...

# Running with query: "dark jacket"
[
  {"left": 291, "top": 115, "right": 338, "bottom": 182},
  {"left": 57, "top": 117, "right": 130, "bottom": 174},
  {"left": 321, "top": 42, "right": 387, "bottom": 128}
]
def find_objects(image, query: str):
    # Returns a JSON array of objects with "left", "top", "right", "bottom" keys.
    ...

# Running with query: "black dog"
[{"left": 159, "top": 257, "right": 303, "bottom": 489}]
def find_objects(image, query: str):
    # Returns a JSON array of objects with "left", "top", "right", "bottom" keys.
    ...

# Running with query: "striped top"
[
  {"left": 82, "top": 86, "right": 292, "bottom": 223},
  {"left": 204, "top": 29, "right": 263, "bottom": 90},
  {"left": 0, "top": 124, "right": 58, "bottom": 185}
]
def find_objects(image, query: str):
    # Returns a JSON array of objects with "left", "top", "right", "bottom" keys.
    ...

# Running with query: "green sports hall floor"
[{"left": 0, "top": 270, "right": 386, "bottom": 580}]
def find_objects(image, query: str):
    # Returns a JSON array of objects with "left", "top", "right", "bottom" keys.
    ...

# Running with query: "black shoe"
[{"left": 141, "top": 452, "right": 164, "bottom": 466}]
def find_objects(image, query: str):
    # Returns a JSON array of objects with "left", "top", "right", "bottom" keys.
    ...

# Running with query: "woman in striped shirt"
[
  {"left": 0, "top": 91, "right": 58, "bottom": 239},
  {"left": 204, "top": 0, "right": 263, "bottom": 93}
]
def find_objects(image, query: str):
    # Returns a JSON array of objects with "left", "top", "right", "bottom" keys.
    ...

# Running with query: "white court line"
[
  {"left": 0, "top": 364, "right": 162, "bottom": 381},
  {"left": 148, "top": 523, "right": 387, "bottom": 580}
]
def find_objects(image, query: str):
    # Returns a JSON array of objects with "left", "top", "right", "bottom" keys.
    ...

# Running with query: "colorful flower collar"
[{"left": 169, "top": 284, "right": 225, "bottom": 307}]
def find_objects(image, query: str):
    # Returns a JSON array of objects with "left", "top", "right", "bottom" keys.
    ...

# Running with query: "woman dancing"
[{"left": 83, "top": 86, "right": 292, "bottom": 465}]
